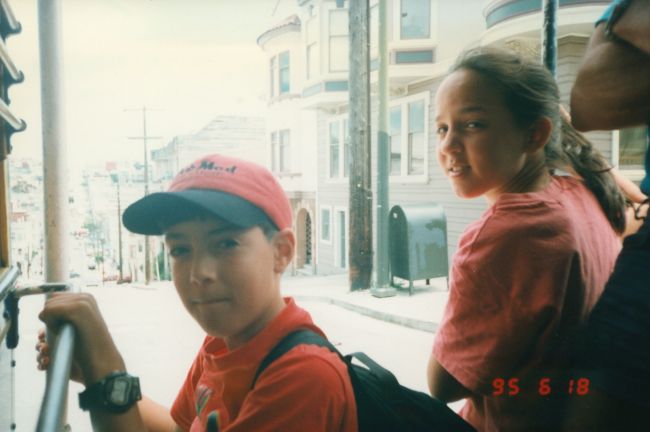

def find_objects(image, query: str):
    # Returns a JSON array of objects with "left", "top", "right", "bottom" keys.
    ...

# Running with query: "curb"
[
  {"left": 126, "top": 282, "right": 439, "bottom": 333},
  {"left": 293, "top": 295, "right": 438, "bottom": 334}
]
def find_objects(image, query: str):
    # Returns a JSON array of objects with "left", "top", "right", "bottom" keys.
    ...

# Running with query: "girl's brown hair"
[{"left": 450, "top": 47, "right": 625, "bottom": 234}]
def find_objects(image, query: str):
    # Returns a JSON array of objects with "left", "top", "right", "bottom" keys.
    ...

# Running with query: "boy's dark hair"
[{"left": 452, "top": 47, "right": 626, "bottom": 234}]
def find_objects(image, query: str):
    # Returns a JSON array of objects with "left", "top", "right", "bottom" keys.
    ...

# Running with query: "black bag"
[{"left": 252, "top": 330, "right": 475, "bottom": 432}]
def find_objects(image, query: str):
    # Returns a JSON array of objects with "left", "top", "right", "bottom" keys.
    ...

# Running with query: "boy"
[{"left": 39, "top": 154, "right": 357, "bottom": 431}]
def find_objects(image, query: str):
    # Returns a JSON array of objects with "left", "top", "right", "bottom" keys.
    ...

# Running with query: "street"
[{"left": 13, "top": 280, "right": 439, "bottom": 431}]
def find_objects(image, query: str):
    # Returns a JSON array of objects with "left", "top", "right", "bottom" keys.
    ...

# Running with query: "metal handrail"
[
  {"left": 7, "top": 282, "right": 74, "bottom": 432},
  {"left": 36, "top": 322, "right": 75, "bottom": 432}
]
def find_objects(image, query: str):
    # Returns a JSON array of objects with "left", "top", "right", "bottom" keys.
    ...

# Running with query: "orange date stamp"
[{"left": 492, "top": 377, "right": 590, "bottom": 396}]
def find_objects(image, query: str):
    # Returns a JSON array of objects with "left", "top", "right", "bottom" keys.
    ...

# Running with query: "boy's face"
[{"left": 163, "top": 216, "right": 289, "bottom": 349}]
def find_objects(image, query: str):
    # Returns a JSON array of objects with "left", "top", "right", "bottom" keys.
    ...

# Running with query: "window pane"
[
  {"left": 330, "top": 36, "right": 348, "bottom": 71},
  {"left": 401, "top": 0, "right": 430, "bottom": 39},
  {"left": 620, "top": 126, "right": 648, "bottom": 169},
  {"left": 321, "top": 209, "right": 330, "bottom": 241},
  {"left": 390, "top": 107, "right": 402, "bottom": 175},
  {"left": 329, "top": 9, "right": 348, "bottom": 36},
  {"left": 279, "top": 51, "right": 290, "bottom": 67},
  {"left": 408, "top": 132, "right": 424, "bottom": 174},
  {"left": 409, "top": 100, "right": 424, "bottom": 132},
  {"left": 408, "top": 100, "right": 425, "bottom": 175},
  {"left": 280, "top": 130, "right": 290, "bottom": 172},
  {"left": 329, "top": 122, "right": 340, "bottom": 177},
  {"left": 343, "top": 119, "right": 350, "bottom": 177},
  {"left": 279, "top": 52, "right": 290, "bottom": 93},
  {"left": 338, "top": 211, "right": 346, "bottom": 268}
]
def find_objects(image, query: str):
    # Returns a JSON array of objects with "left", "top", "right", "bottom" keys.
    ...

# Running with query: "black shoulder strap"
[{"left": 251, "top": 329, "right": 339, "bottom": 389}]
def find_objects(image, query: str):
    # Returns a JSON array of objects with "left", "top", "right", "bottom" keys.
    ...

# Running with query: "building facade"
[{"left": 262, "top": 0, "right": 646, "bottom": 278}]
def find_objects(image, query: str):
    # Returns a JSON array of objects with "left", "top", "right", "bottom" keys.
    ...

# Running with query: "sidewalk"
[
  {"left": 133, "top": 273, "right": 450, "bottom": 334},
  {"left": 281, "top": 273, "right": 449, "bottom": 334}
]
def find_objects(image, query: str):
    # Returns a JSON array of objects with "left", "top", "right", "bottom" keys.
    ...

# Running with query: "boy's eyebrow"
[
  {"left": 206, "top": 226, "right": 243, "bottom": 237},
  {"left": 164, "top": 226, "right": 243, "bottom": 241}
]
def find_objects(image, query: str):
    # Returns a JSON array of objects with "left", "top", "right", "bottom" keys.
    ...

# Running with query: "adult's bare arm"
[{"left": 571, "top": 22, "right": 650, "bottom": 131}]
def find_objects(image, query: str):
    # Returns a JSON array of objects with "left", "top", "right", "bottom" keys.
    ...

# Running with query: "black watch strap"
[{"left": 79, "top": 371, "right": 142, "bottom": 414}]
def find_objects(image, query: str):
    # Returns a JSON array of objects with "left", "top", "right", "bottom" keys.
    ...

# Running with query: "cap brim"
[{"left": 122, "top": 189, "right": 274, "bottom": 235}]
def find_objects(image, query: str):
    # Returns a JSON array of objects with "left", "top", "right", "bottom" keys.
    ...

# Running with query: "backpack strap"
[
  {"left": 251, "top": 329, "right": 339, "bottom": 389},
  {"left": 347, "top": 351, "right": 400, "bottom": 389}
]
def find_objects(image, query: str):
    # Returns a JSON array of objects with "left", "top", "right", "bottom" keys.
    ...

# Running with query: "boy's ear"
[
  {"left": 272, "top": 228, "right": 295, "bottom": 273},
  {"left": 527, "top": 117, "right": 553, "bottom": 153}
]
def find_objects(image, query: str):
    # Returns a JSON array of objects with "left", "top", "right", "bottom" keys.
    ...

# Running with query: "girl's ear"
[
  {"left": 272, "top": 229, "right": 296, "bottom": 273},
  {"left": 527, "top": 117, "right": 553, "bottom": 153}
]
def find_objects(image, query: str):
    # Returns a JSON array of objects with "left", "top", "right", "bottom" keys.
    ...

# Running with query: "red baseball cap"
[{"left": 122, "top": 154, "right": 292, "bottom": 235}]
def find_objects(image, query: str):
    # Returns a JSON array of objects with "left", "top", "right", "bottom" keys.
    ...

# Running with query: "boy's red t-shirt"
[
  {"left": 171, "top": 297, "right": 357, "bottom": 432},
  {"left": 433, "top": 176, "right": 621, "bottom": 431}
]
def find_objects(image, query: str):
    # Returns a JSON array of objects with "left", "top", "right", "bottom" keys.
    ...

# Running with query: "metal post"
[
  {"left": 541, "top": 0, "right": 558, "bottom": 76},
  {"left": 348, "top": 0, "right": 373, "bottom": 291},
  {"left": 38, "top": 0, "right": 69, "bottom": 284},
  {"left": 37, "top": 3, "right": 73, "bottom": 424},
  {"left": 372, "top": 0, "right": 396, "bottom": 297}
]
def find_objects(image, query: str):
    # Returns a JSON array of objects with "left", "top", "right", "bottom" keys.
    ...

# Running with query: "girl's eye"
[
  {"left": 169, "top": 246, "right": 189, "bottom": 258},
  {"left": 466, "top": 121, "right": 483, "bottom": 129},
  {"left": 435, "top": 126, "right": 448, "bottom": 136}
]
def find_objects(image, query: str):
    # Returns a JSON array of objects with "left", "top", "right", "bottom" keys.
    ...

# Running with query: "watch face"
[{"left": 109, "top": 377, "right": 130, "bottom": 406}]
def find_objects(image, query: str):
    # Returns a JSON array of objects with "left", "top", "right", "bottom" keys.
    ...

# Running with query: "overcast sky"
[{"left": 9, "top": 0, "right": 295, "bottom": 166}]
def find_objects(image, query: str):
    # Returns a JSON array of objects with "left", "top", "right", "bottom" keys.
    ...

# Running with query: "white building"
[
  {"left": 257, "top": 0, "right": 647, "bottom": 279},
  {"left": 152, "top": 116, "right": 267, "bottom": 181}
]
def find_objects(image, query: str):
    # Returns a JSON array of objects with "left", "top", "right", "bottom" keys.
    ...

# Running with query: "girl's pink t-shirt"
[{"left": 433, "top": 176, "right": 621, "bottom": 431}]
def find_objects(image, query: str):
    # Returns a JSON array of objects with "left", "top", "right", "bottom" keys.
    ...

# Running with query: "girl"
[{"left": 427, "top": 48, "right": 623, "bottom": 431}]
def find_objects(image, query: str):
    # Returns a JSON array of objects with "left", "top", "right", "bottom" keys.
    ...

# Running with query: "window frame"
[
  {"left": 327, "top": 115, "right": 350, "bottom": 181},
  {"left": 399, "top": 0, "right": 431, "bottom": 40},
  {"left": 390, "top": 91, "right": 429, "bottom": 182},
  {"left": 328, "top": 8, "right": 349, "bottom": 72},
  {"left": 278, "top": 51, "right": 291, "bottom": 94}
]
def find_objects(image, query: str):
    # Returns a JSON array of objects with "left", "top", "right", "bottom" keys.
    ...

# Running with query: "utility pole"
[
  {"left": 371, "top": 0, "right": 396, "bottom": 298},
  {"left": 348, "top": 0, "right": 372, "bottom": 291},
  {"left": 110, "top": 172, "right": 124, "bottom": 281},
  {"left": 541, "top": 0, "right": 558, "bottom": 76},
  {"left": 125, "top": 106, "right": 161, "bottom": 285}
]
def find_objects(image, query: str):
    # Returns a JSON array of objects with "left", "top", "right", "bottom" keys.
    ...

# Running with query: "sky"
[{"left": 8, "top": 0, "right": 295, "bottom": 167}]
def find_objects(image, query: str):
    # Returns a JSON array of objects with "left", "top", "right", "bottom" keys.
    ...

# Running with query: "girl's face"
[{"left": 435, "top": 69, "right": 532, "bottom": 203}]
